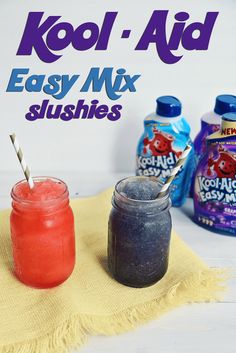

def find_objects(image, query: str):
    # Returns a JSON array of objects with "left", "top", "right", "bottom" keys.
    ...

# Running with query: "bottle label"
[
  {"left": 194, "top": 141, "right": 236, "bottom": 234},
  {"left": 136, "top": 118, "right": 194, "bottom": 205},
  {"left": 137, "top": 129, "right": 182, "bottom": 178}
]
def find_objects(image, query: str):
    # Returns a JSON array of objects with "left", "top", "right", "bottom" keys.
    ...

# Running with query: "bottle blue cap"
[
  {"left": 214, "top": 95, "right": 236, "bottom": 115},
  {"left": 222, "top": 112, "right": 236, "bottom": 122},
  {"left": 156, "top": 96, "right": 182, "bottom": 117}
]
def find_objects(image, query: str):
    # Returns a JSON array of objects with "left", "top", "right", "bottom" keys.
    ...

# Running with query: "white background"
[{"left": 0, "top": 0, "right": 236, "bottom": 175}]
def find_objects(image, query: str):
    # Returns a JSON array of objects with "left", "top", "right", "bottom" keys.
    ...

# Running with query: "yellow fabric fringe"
[{"left": 0, "top": 188, "right": 226, "bottom": 353}]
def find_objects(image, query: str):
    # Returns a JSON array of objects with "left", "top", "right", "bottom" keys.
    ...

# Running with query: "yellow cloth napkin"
[{"left": 0, "top": 188, "right": 225, "bottom": 353}]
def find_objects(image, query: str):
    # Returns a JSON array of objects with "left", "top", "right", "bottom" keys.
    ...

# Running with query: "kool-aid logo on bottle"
[
  {"left": 197, "top": 177, "right": 236, "bottom": 204},
  {"left": 137, "top": 129, "right": 182, "bottom": 178},
  {"left": 197, "top": 147, "right": 236, "bottom": 205}
]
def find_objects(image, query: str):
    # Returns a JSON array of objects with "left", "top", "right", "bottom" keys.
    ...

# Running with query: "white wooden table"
[{"left": 1, "top": 171, "right": 235, "bottom": 353}]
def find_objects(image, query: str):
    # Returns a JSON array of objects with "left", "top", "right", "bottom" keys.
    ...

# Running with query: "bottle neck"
[
  {"left": 221, "top": 120, "right": 236, "bottom": 137},
  {"left": 201, "top": 111, "right": 221, "bottom": 126},
  {"left": 146, "top": 112, "right": 182, "bottom": 124}
]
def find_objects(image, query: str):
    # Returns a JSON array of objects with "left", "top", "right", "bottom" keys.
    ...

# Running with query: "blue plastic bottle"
[{"left": 136, "top": 96, "right": 195, "bottom": 207}]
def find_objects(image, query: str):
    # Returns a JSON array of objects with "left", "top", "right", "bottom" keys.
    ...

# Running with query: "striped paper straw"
[
  {"left": 157, "top": 144, "right": 192, "bottom": 199},
  {"left": 10, "top": 133, "right": 34, "bottom": 189}
]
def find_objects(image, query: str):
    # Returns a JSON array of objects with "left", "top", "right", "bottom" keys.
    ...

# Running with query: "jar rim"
[
  {"left": 114, "top": 176, "right": 170, "bottom": 206},
  {"left": 11, "top": 176, "right": 69, "bottom": 205}
]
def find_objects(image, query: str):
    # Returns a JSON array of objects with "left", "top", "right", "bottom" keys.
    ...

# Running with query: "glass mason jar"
[
  {"left": 108, "top": 176, "right": 172, "bottom": 288},
  {"left": 10, "top": 177, "right": 75, "bottom": 289}
]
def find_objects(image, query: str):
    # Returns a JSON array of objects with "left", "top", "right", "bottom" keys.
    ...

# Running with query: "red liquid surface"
[
  {"left": 14, "top": 179, "right": 66, "bottom": 201},
  {"left": 10, "top": 179, "right": 76, "bottom": 289}
]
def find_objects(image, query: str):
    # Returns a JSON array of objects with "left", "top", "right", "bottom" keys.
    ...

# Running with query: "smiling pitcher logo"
[{"left": 207, "top": 146, "right": 236, "bottom": 179}]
